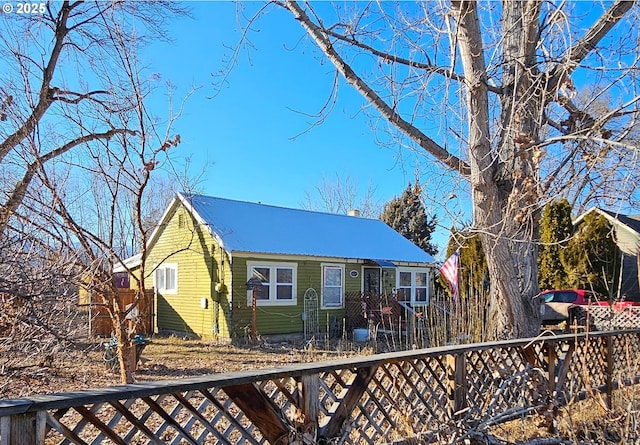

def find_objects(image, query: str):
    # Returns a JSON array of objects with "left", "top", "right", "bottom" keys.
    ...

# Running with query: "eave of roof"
[
  {"left": 113, "top": 253, "right": 142, "bottom": 273},
  {"left": 575, "top": 207, "right": 640, "bottom": 238}
]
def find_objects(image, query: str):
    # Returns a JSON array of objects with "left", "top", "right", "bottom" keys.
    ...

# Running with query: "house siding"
[
  {"left": 614, "top": 226, "right": 640, "bottom": 255},
  {"left": 231, "top": 257, "right": 391, "bottom": 338},
  {"left": 145, "top": 203, "right": 233, "bottom": 341},
  {"left": 614, "top": 224, "right": 640, "bottom": 300}
]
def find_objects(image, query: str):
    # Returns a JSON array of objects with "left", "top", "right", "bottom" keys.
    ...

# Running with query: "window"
[
  {"left": 549, "top": 291, "right": 577, "bottom": 303},
  {"left": 322, "top": 264, "right": 344, "bottom": 308},
  {"left": 415, "top": 271, "right": 428, "bottom": 302},
  {"left": 397, "top": 271, "right": 412, "bottom": 302},
  {"left": 247, "top": 262, "right": 297, "bottom": 305},
  {"left": 155, "top": 263, "right": 177, "bottom": 294},
  {"left": 396, "top": 269, "right": 429, "bottom": 304}
]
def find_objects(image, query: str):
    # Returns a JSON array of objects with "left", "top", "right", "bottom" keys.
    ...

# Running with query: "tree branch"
[
  {"left": 546, "top": 0, "right": 635, "bottom": 97},
  {"left": 0, "top": 1, "right": 74, "bottom": 163},
  {"left": 51, "top": 89, "right": 109, "bottom": 105},
  {"left": 280, "top": 0, "right": 471, "bottom": 177},
  {"left": 0, "top": 128, "right": 137, "bottom": 233},
  {"left": 450, "top": 0, "right": 491, "bottom": 179},
  {"left": 322, "top": 28, "right": 502, "bottom": 95}
]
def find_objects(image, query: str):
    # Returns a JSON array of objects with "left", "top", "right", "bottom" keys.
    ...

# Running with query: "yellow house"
[{"left": 135, "top": 193, "right": 436, "bottom": 342}]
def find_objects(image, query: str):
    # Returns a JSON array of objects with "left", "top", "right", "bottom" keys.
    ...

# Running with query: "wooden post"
[
  {"left": 546, "top": 343, "right": 557, "bottom": 397},
  {"left": 251, "top": 288, "right": 258, "bottom": 342},
  {"left": 407, "top": 310, "right": 415, "bottom": 346},
  {"left": 321, "top": 365, "right": 378, "bottom": 439},
  {"left": 224, "top": 383, "right": 290, "bottom": 444},
  {"left": 545, "top": 342, "right": 558, "bottom": 434},
  {"left": 300, "top": 374, "right": 319, "bottom": 441},
  {"left": 1, "top": 411, "right": 46, "bottom": 445},
  {"left": 246, "top": 277, "right": 263, "bottom": 343},
  {"left": 606, "top": 334, "right": 614, "bottom": 410},
  {"left": 447, "top": 354, "right": 467, "bottom": 420}
]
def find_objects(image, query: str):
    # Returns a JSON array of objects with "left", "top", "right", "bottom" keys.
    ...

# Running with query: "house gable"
[
  {"left": 575, "top": 207, "right": 640, "bottom": 301},
  {"left": 576, "top": 207, "right": 640, "bottom": 255},
  {"left": 145, "top": 201, "right": 232, "bottom": 341}
]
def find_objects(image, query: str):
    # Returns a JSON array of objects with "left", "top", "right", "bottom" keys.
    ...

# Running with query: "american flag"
[{"left": 440, "top": 250, "right": 459, "bottom": 302}]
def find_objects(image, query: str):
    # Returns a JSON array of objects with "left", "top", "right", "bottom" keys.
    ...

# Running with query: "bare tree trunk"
[
  {"left": 265, "top": 0, "right": 636, "bottom": 339},
  {"left": 452, "top": 0, "right": 543, "bottom": 338}
]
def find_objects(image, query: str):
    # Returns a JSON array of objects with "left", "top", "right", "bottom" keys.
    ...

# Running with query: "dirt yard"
[{"left": 0, "top": 334, "right": 366, "bottom": 400}]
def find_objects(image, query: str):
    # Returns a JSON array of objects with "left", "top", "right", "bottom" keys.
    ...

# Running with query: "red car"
[
  {"left": 540, "top": 289, "right": 606, "bottom": 306},
  {"left": 540, "top": 289, "right": 638, "bottom": 323},
  {"left": 539, "top": 289, "right": 607, "bottom": 323}
]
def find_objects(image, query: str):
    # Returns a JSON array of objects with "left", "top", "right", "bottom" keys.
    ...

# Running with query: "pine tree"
[
  {"left": 380, "top": 183, "right": 437, "bottom": 256},
  {"left": 538, "top": 200, "right": 573, "bottom": 291},
  {"left": 563, "top": 213, "right": 620, "bottom": 298}
]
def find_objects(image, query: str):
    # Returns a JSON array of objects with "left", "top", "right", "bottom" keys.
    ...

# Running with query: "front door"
[{"left": 363, "top": 267, "right": 381, "bottom": 295}]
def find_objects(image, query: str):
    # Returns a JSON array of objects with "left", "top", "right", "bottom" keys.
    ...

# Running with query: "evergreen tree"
[
  {"left": 441, "top": 227, "right": 488, "bottom": 299},
  {"left": 538, "top": 200, "right": 573, "bottom": 291},
  {"left": 563, "top": 213, "right": 620, "bottom": 298},
  {"left": 381, "top": 183, "right": 437, "bottom": 256}
]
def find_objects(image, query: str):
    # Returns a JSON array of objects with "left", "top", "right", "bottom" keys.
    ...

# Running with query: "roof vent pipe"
[{"left": 348, "top": 209, "right": 361, "bottom": 217}]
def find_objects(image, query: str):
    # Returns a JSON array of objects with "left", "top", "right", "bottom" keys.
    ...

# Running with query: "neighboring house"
[
  {"left": 135, "top": 193, "right": 436, "bottom": 341},
  {"left": 113, "top": 253, "right": 142, "bottom": 289},
  {"left": 574, "top": 207, "right": 640, "bottom": 301}
]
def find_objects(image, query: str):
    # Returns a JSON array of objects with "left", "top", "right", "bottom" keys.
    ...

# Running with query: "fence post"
[
  {"left": 543, "top": 342, "right": 559, "bottom": 434},
  {"left": 300, "top": 374, "right": 319, "bottom": 441},
  {"left": 447, "top": 353, "right": 467, "bottom": 419},
  {"left": 546, "top": 342, "right": 557, "bottom": 397},
  {"left": 606, "top": 334, "right": 614, "bottom": 410},
  {"left": 0, "top": 411, "right": 46, "bottom": 445}
]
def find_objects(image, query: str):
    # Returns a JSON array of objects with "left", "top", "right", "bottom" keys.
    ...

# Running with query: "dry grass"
[
  {"left": 483, "top": 386, "right": 640, "bottom": 444},
  {"left": 3, "top": 332, "right": 640, "bottom": 444},
  {"left": 0, "top": 334, "right": 368, "bottom": 400}
]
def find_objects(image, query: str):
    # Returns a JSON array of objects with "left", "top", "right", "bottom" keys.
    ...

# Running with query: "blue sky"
[{"left": 141, "top": 2, "right": 462, "bottom": 256}]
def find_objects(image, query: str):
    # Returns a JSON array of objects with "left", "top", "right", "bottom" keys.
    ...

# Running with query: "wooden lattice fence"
[
  {"left": 573, "top": 305, "right": 640, "bottom": 331},
  {"left": 1, "top": 330, "right": 640, "bottom": 444}
]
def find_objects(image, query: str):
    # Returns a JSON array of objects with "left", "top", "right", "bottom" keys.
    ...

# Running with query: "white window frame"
[
  {"left": 247, "top": 261, "right": 297, "bottom": 306},
  {"left": 154, "top": 263, "right": 178, "bottom": 295},
  {"left": 396, "top": 268, "right": 430, "bottom": 305},
  {"left": 321, "top": 263, "right": 345, "bottom": 309}
]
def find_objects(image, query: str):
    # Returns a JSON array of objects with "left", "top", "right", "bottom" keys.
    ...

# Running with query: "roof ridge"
[{"left": 183, "top": 193, "right": 377, "bottom": 221}]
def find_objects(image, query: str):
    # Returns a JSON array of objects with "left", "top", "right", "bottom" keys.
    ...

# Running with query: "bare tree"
[
  {"left": 0, "top": 1, "right": 190, "bottom": 384},
  {"left": 231, "top": 1, "right": 640, "bottom": 339},
  {"left": 302, "top": 173, "right": 381, "bottom": 217}
]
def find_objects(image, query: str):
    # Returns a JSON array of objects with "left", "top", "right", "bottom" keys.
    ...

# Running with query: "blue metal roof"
[{"left": 180, "top": 193, "right": 435, "bottom": 264}]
